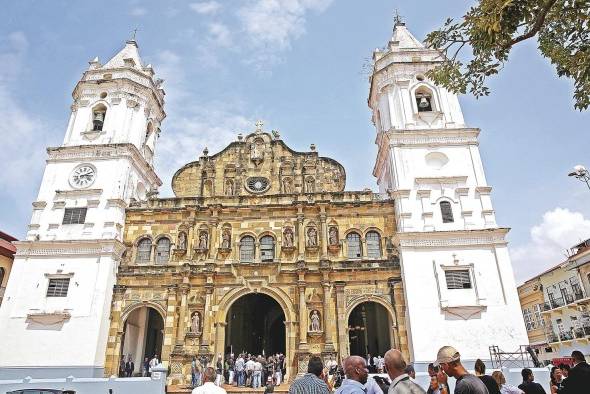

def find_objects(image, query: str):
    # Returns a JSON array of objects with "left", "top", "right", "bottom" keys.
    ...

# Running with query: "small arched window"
[
  {"left": 155, "top": 237, "right": 171, "bottom": 264},
  {"left": 415, "top": 87, "right": 434, "bottom": 112},
  {"left": 347, "top": 232, "right": 362, "bottom": 259},
  {"left": 92, "top": 104, "right": 107, "bottom": 131},
  {"left": 366, "top": 231, "right": 381, "bottom": 258},
  {"left": 440, "top": 201, "right": 454, "bottom": 223},
  {"left": 136, "top": 238, "right": 152, "bottom": 264},
  {"left": 260, "top": 235, "right": 275, "bottom": 262},
  {"left": 240, "top": 236, "right": 255, "bottom": 263}
]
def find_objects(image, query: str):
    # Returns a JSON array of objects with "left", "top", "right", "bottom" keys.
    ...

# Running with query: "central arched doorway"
[
  {"left": 348, "top": 301, "right": 391, "bottom": 359},
  {"left": 225, "top": 293, "right": 286, "bottom": 356},
  {"left": 120, "top": 306, "right": 164, "bottom": 376}
]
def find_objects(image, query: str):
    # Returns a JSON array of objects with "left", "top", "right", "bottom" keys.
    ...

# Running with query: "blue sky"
[{"left": 1, "top": 1, "right": 589, "bottom": 283}]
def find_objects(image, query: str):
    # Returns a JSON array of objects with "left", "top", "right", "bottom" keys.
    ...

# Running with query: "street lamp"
[{"left": 568, "top": 165, "right": 590, "bottom": 190}]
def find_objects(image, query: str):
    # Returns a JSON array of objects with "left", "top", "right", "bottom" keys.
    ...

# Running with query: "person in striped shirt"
[{"left": 289, "top": 355, "right": 331, "bottom": 394}]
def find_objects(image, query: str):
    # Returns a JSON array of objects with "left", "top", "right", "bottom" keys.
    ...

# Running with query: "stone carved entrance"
[
  {"left": 225, "top": 293, "right": 286, "bottom": 356},
  {"left": 347, "top": 301, "right": 392, "bottom": 358},
  {"left": 120, "top": 306, "right": 164, "bottom": 375},
  {"left": 214, "top": 287, "right": 296, "bottom": 381}
]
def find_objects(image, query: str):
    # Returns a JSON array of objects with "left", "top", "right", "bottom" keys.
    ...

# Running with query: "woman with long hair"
[{"left": 491, "top": 370, "right": 523, "bottom": 394}]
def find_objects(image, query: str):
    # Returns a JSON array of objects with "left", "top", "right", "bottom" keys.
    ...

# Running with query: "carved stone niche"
[
  {"left": 186, "top": 311, "right": 202, "bottom": 338},
  {"left": 305, "top": 226, "right": 319, "bottom": 251},
  {"left": 217, "top": 227, "right": 232, "bottom": 254},
  {"left": 194, "top": 229, "right": 209, "bottom": 253},
  {"left": 174, "top": 230, "right": 188, "bottom": 255},
  {"left": 308, "top": 309, "right": 323, "bottom": 336},
  {"left": 327, "top": 225, "right": 340, "bottom": 252},
  {"left": 282, "top": 227, "right": 295, "bottom": 252}
]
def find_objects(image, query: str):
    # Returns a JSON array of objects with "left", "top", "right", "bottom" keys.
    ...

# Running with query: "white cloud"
[
  {"left": 130, "top": 7, "right": 147, "bottom": 16},
  {"left": 237, "top": 0, "right": 333, "bottom": 50},
  {"left": 511, "top": 208, "right": 590, "bottom": 283},
  {"left": 189, "top": 1, "right": 222, "bottom": 14}
]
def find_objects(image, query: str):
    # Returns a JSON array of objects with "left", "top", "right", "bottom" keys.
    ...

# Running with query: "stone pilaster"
[{"left": 334, "top": 281, "right": 348, "bottom": 358}]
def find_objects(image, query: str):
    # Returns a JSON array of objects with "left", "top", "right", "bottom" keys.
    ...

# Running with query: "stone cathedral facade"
[{"left": 104, "top": 128, "right": 408, "bottom": 383}]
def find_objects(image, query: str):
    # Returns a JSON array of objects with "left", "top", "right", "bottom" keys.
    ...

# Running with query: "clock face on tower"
[{"left": 69, "top": 164, "right": 96, "bottom": 189}]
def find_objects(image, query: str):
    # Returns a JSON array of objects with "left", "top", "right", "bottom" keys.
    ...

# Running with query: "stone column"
[
  {"left": 175, "top": 284, "right": 190, "bottom": 347},
  {"left": 107, "top": 285, "right": 127, "bottom": 375},
  {"left": 387, "top": 278, "right": 402, "bottom": 352},
  {"left": 334, "top": 281, "right": 348, "bottom": 358},
  {"left": 322, "top": 281, "right": 336, "bottom": 352},
  {"left": 298, "top": 280, "right": 308, "bottom": 350},
  {"left": 297, "top": 208, "right": 305, "bottom": 261},
  {"left": 320, "top": 209, "right": 328, "bottom": 259},
  {"left": 200, "top": 283, "right": 214, "bottom": 353}
]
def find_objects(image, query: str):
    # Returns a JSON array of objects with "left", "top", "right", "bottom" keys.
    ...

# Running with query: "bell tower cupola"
[{"left": 63, "top": 39, "right": 166, "bottom": 166}]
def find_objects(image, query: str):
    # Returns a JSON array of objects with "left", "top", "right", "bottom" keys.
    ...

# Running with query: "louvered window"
[
  {"left": 260, "top": 235, "right": 275, "bottom": 262},
  {"left": 347, "top": 232, "right": 362, "bottom": 259},
  {"left": 136, "top": 238, "right": 152, "bottom": 264},
  {"left": 440, "top": 201, "right": 454, "bottom": 223},
  {"left": 366, "top": 231, "right": 381, "bottom": 258},
  {"left": 47, "top": 278, "right": 70, "bottom": 297},
  {"left": 62, "top": 208, "right": 87, "bottom": 224},
  {"left": 155, "top": 238, "right": 170, "bottom": 264},
  {"left": 240, "top": 236, "right": 255, "bottom": 263},
  {"left": 445, "top": 270, "right": 472, "bottom": 289}
]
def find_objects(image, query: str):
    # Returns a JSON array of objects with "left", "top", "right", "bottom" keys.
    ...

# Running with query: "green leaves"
[{"left": 425, "top": 0, "right": 589, "bottom": 110}]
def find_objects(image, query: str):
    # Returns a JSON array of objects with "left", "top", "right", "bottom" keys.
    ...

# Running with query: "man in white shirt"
[
  {"left": 245, "top": 356, "right": 256, "bottom": 387},
  {"left": 253, "top": 357, "right": 263, "bottom": 388},
  {"left": 192, "top": 367, "right": 227, "bottom": 394},
  {"left": 148, "top": 355, "right": 159, "bottom": 375}
]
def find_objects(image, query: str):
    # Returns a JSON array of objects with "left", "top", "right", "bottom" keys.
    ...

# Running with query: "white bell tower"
[
  {"left": 0, "top": 39, "right": 165, "bottom": 378},
  {"left": 370, "top": 21, "right": 527, "bottom": 368}
]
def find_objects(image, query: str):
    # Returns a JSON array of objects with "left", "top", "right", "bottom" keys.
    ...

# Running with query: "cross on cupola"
[{"left": 393, "top": 9, "right": 405, "bottom": 26}]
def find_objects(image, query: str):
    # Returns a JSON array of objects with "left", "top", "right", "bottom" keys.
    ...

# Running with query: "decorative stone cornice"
[
  {"left": 47, "top": 143, "right": 161, "bottom": 187},
  {"left": 14, "top": 239, "right": 126, "bottom": 260},
  {"left": 54, "top": 189, "right": 103, "bottom": 198},
  {"left": 414, "top": 176, "right": 468, "bottom": 185},
  {"left": 398, "top": 228, "right": 509, "bottom": 248},
  {"left": 384, "top": 128, "right": 480, "bottom": 147}
]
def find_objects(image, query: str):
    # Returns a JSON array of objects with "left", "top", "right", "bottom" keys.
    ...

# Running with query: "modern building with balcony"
[{"left": 518, "top": 238, "right": 590, "bottom": 364}]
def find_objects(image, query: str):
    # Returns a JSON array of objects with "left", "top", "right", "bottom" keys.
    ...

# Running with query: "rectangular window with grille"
[
  {"left": 62, "top": 207, "right": 87, "bottom": 224},
  {"left": 46, "top": 278, "right": 70, "bottom": 297},
  {"left": 445, "top": 269, "right": 472, "bottom": 290}
]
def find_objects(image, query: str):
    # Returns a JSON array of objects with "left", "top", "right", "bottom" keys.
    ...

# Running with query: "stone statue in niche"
[
  {"left": 250, "top": 138, "right": 264, "bottom": 163},
  {"left": 198, "top": 231, "right": 208, "bottom": 250},
  {"left": 309, "top": 310, "right": 321, "bottom": 332},
  {"left": 305, "top": 177, "right": 315, "bottom": 193},
  {"left": 282, "top": 178, "right": 293, "bottom": 194},
  {"left": 307, "top": 227, "right": 318, "bottom": 247},
  {"left": 328, "top": 227, "right": 339, "bottom": 246},
  {"left": 283, "top": 227, "right": 294, "bottom": 248},
  {"left": 190, "top": 311, "right": 201, "bottom": 333},
  {"left": 178, "top": 231, "right": 187, "bottom": 250},
  {"left": 221, "top": 229, "right": 231, "bottom": 249},
  {"left": 225, "top": 179, "right": 234, "bottom": 196}
]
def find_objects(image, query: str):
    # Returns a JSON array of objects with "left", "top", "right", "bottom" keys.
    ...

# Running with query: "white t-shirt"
[{"left": 191, "top": 382, "right": 227, "bottom": 394}]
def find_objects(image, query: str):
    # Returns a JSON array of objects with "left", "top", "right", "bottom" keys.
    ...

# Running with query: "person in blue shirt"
[{"left": 335, "top": 356, "right": 369, "bottom": 394}]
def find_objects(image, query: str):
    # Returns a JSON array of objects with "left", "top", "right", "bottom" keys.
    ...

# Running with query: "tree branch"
[{"left": 507, "top": 0, "right": 559, "bottom": 47}]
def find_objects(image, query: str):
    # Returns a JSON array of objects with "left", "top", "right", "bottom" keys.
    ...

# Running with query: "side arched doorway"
[
  {"left": 120, "top": 306, "right": 164, "bottom": 376},
  {"left": 348, "top": 301, "right": 392, "bottom": 359},
  {"left": 225, "top": 293, "right": 286, "bottom": 356}
]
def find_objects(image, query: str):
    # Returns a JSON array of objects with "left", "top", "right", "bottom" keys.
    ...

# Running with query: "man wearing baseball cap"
[{"left": 434, "top": 346, "right": 489, "bottom": 394}]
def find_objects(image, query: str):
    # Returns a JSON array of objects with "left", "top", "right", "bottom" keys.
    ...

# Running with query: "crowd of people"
[
  {"left": 287, "top": 347, "right": 590, "bottom": 394},
  {"left": 189, "top": 352, "right": 287, "bottom": 393},
  {"left": 118, "top": 353, "right": 160, "bottom": 377}
]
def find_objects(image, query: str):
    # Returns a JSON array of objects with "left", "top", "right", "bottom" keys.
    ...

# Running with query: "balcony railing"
[
  {"left": 559, "top": 331, "right": 574, "bottom": 341},
  {"left": 574, "top": 328, "right": 586, "bottom": 339},
  {"left": 544, "top": 292, "right": 587, "bottom": 311},
  {"left": 547, "top": 333, "right": 559, "bottom": 343},
  {"left": 584, "top": 326, "right": 590, "bottom": 336}
]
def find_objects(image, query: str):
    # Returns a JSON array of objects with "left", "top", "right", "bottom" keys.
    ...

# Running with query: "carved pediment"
[{"left": 172, "top": 123, "right": 346, "bottom": 198}]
